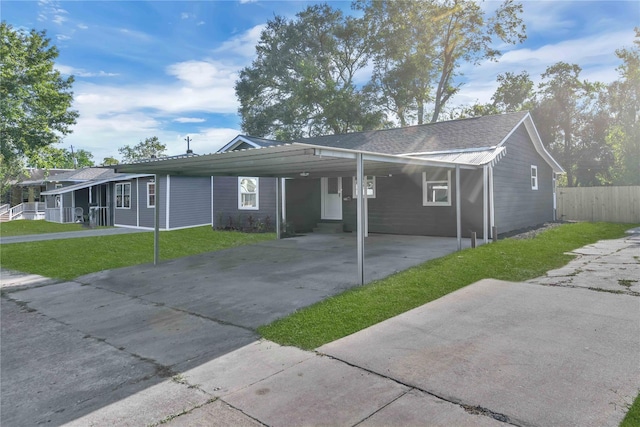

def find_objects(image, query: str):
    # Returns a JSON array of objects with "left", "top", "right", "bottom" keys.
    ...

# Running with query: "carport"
[{"left": 115, "top": 143, "right": 500, "bottom": 284}]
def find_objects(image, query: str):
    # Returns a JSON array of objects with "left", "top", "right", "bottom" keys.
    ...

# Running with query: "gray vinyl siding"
[
  {"left": 286, "top": 179, "right": 321, "bottom": 233},
  {"left": 493, "top": 125, "right": 554, "bottom": 234},
  {"left": 213, "top": 176, "right": 277, "bottom": 229},
  {"left": 113, "top": 180, "right": 137, "bottom": 227},
  {"left": 169, "top": 176, "right": 212, "bottom": 228},
  {"left": 138, "top": 176, "right": 157, "bottom": 228},
  {"left": 341, "top": 170, "right": 485, "bottom": 238}
]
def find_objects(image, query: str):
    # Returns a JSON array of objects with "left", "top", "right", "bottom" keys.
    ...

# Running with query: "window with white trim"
[
  {"left": 353, "top": 175, "right": 376, "bottom": 198},
  {"left": 115, "top": 182, "right": 131, "bottom": 209},
  {"left": 531, "top": 165, "right": 538, "bottom": 190},
  {"left": 238, "top": 177, "right": 259, "bottom": 210},
  {"left": 423, "top": 170, "right": 451, "bottom": 206},
  {"left": 147, "top": 182, "right": 155, "bottom": 208}
]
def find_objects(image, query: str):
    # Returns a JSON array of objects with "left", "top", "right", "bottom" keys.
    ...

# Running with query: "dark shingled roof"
[
  {"left": 42, "top": 167, "right": 121, "bottom": 182},
  {"left": 295, "top": 111, "right": 529, "bottom": 155}
]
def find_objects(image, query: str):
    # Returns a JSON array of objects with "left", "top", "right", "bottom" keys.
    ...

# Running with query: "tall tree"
[
  {"left": 102, "top": 156, "right": 119, "bottom": 166},
  {"left": 118, "top": 136, "right": 166, "bottom": 163},
  {"left": 0, "top": 22, "right": 78, "bottom": 191},
  {"left": 534, "top": 62, "right": 606, "bottom": 187},
  {"left": 236, "top": 4, "right": 386, "bottom": 140},
  {"left": 606, "top": 28, "right": 640, "bottom": 185},
  {"left": 26, "top": 146, "right": 94, "bottom": 169},
  {"left": 356, "top": 0, "right": 526, "bottom": 125}
]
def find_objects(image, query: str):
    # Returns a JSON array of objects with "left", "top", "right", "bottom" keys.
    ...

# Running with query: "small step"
[{"left": 313, "top": 222, "right": 344, "bottom": 234}]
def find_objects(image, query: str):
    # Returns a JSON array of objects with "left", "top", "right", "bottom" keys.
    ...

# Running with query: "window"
[
  {"left": 531, "top": 165, "right": 538, "bottom": 190},
  {"left": 147, "top": 182, "right": 155, "bottom": 208},
  {"left": 353, "top": 176, "right": 376, "bottom": 198},
  {"left": 238, "top": 177, "right": 259, "bottom": 210},
  {"left": 115, "top": 182, "right": 131, "bottom": 209},
  {"left": 423, "top": 170, "right": 451, "bottom": 206}
]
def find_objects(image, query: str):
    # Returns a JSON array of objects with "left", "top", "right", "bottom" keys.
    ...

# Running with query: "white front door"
[{"left": 321, "top": 177, "right": 342, "bottom": 220}]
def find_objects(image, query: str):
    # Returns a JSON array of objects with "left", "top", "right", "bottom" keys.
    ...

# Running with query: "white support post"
[
  {"left": 456, "top": 165, "right": 462, "bottom": 251},
  {"left": 356, "top": 153, "right": 365, "bottom": 285},
  {"left": 364, "top": 187, "right": 369, "bottom": 238},
  {"left": 211, "top": 176, "right": 214, "bottom": 226},
  {"left": 489, "top": 165, "right": 495, "bottom": 240},
  {"left": 154, "top": 174, "right": 160, "bottom": 265},
  {"left": 483, "top": 165, "right": 489, "bottom": 244},
  {"left": 165, "top": 175, "right": 171, "bottom": 230},
  {"left": 275, "top": 177, "right": 281, "bottom": 239}
]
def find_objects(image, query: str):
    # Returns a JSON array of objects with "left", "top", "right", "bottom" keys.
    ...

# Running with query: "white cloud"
[
  {"left": 37, "top": 0, "right": 69, "bottom": 25},
  {"left": 56, "top": 64, "right": 119, "bottom": 78},
  {"left": 181, "top": 12, "right": 192, "bottom": 20},
  {"left": 174, "top": 117, "right": 206, "bottom": 123},
  {"left": 77, "top": 23, "right": 88, "bottom": 30},
  {"left": 56, "top": 34, "right": 71, "bottom": 41},
  {"left": 214, "top": 24, "right": 265, "bottom": 59},
  {"left": 197, "top": 21, "right": 205, "bottom": 26}
]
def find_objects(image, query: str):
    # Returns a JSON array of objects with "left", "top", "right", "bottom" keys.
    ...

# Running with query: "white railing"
[
  {"left": 0, "top": 204, "right": 9, "bottom": 215},
  {"left": 9, "top": 203, "right": 24, "bottom": 220},
  {"left": 21, "top": 202, "right": 46, "bottom": 220},
  {"left": 45, "top": 207, "right": 75, "bottom": 223}
]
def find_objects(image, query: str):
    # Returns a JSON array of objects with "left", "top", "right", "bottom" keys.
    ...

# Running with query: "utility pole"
[
  {"left": 185, "top": 136, "right": 193, "bottom": 154},
  {"left": 70, "top": 145, "right": 78, "bottom": 168}
]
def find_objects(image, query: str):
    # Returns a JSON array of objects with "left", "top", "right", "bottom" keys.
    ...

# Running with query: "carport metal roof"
[
  {"left": 114, "top": 143, "right": 487, "bottom": 178},
  {"left": 115, "top": 142, "right": 494, "bottom": 285}
]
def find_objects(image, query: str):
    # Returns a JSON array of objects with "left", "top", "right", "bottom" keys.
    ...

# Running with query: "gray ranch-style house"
[
  {"left": 39, "top": 166, "right": 213, "bottom": 230},
  {"left": 205, "top": 111, "right": 564, "bottom": 240}
]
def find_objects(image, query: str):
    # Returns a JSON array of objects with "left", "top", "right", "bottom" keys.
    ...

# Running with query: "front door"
[{"left": 321, "top": 177, "right": 342, "bottom": 220}]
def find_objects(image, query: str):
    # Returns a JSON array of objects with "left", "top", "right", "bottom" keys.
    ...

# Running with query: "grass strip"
[
  {"left": 0, "top": 219, "right": 91, "bottom": 237},
  {"left": 0, "top": 226, "right": 274, "bottom": 280},
  {"left": 621, "top": 393, "right": 640, "bottom": 427},
  {"left": 258, "top": 222, "right": 636, "bottom": 350}
]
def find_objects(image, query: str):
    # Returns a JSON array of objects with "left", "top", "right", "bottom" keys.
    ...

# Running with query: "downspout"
[{"left": 211, "top": 176, "right": 214, "bottom": 226}]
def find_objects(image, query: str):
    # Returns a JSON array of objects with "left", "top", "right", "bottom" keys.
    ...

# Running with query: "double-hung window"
[
  {"left": 531, "top": 165, "right": 538, "bottom": 190},
  {"left": 423, "top": 170, "right": 451, "bottom": 206},
  {"left": 238, "top": 177, "right": 259, "bottom": 210},
  {"left": 115, "top": 182, "right": 131, "bottom": 209},
  {"left": 353, "top": 175, "right": 376, "bottom": 198},
  {"left": 147, "top": 182, "right": 155, "bottom": 208}
]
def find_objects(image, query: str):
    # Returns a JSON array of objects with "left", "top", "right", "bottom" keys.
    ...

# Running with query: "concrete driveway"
[{"left": 1, "top": 232, "right": 467, "bottom": 426}]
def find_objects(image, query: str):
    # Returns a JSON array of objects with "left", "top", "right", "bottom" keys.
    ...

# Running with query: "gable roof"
[
  {"left": 297, "top": 111, "right": 530, "bottom": 155},
  {"left": 218, "top": 135, "right": 282, "bottom": 152},
  {"left": 40, "top": 167, "right": 121, "bottom": 183}
]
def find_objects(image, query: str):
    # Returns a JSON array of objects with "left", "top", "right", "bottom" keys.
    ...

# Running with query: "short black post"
[
  {"left": 492, "top": 226, "right": 498, "bottom": 242},
  {"left": 471, "top": 231, "right": 477, "bottom": 248}
]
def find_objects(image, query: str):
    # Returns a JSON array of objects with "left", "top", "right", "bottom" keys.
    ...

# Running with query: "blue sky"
[{"left": 3, "top": 0, "right": 638, "bottom": 163}]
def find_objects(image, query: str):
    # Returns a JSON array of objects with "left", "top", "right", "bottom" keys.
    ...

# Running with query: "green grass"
[
  {"left": 258, "top": 222, "right": 636, "bottom": 350},
  {"left": 621, "top": 393, "right": 640, "bottom": 427},
  {"left": 0, "top": 219, "right": 91, "bottom": 237},
  {"left": 0, "top": 226, "right": 275, "bottom": 280}
]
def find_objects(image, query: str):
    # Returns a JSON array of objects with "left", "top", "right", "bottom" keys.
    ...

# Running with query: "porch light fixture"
[{"left": 299, "top": 172, "right": 310, "bottom": 177}]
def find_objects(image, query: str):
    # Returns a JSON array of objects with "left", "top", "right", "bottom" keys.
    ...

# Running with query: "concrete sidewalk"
[
  {"left": 0, "top": 226, "right": 151, "bottom": 244},
  {"left": 57, "top": 231, "right": 639, "bottom": 427}
]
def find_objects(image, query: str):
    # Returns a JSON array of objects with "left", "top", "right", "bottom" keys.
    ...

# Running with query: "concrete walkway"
[
  {"left": 0, "top": 226, "right": 151, "bottom": 244},
  {"left": 2, "top": 231, "right": 639, "bottom": 426}
]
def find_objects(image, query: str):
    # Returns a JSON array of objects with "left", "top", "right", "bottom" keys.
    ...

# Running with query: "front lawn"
[
  {"left": 258, "top": 222, "right": 636, "bottom": 350},
  {"left": 0, "top": 226, "right": 275, "bottom": 280},
  {"left": 0, "top": 220, "right": 90, "bottom": 237}
]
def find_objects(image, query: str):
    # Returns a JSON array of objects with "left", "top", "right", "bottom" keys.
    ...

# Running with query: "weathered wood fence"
[{"left": 556, "top": 186, "right": 640, "bottom": 223}]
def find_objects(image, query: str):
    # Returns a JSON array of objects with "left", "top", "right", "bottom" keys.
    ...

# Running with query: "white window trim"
[
  {"left": 147, "top": 181, "right": 155, "bottom": 208},
  {"left": 238, "top": 177, "right": 259, "bottom": 210},
  {"left": 352, "top": 175, "right": 376, "bottom": 198},
  {"left": 531, "top": 165, "right": 539, "bottom": 190},
  {"left": 115, "top": 182, "right": 131, "bottom": 209},
  {"left": 422, "top": 170, "right": 452, "bottom": 206}
]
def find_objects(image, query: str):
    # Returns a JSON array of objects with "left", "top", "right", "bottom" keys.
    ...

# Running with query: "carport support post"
[
  {"left": 154, "top": 174, "right": 160, "bottom": 265},
  {"left": 483, "top": 165, "right": 489, "bottom": 244},
  {"left": 456, "top": 165, "right": 461, "bottom": 251},
  {"left": 356, "top": 152, "right": 365, "bottom": 285},
  {"left": 275, "top": 177, "right": 281, "bottom": 239}
]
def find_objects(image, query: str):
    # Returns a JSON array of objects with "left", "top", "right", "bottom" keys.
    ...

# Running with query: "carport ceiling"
[{"left": 114, "top": 143, "right": 479, "bottom": 178}]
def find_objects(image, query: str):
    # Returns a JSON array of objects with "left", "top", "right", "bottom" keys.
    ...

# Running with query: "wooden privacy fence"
[{"left": 557, "top": 186, "right": 640, "bottom": 223}]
